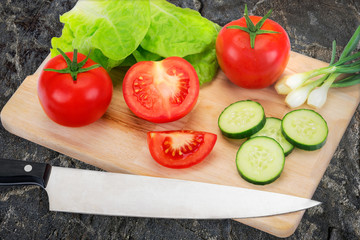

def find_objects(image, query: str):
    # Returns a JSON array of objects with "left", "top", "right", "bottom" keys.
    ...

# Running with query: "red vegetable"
[
  {"left": 122, "top": 57, "right": 199, "bottom": 123},
  {"left": 216, "top": 6, "right": 290, "bottom": 89},
  {"left": 38, "top": 49, "right": 113, "bottom": 127},
  {"left": 147, "top": 130, "right": 217, "bottom": 169}
]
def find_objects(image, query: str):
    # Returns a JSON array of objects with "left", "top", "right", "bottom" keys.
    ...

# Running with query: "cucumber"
[
  {"left": 218, "top": 100, "right": 265, "bottom": 139},
  {"left": 251, "top": 117, "right": 294, "bottom": 156},
  {"left": 236, "top": 136, "right": 285, "bottom": 185},
  {"left": 281, "top": 109, "right": 328, "bottom": 151}
]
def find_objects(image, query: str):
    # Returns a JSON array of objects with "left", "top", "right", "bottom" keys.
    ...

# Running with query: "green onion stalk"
[{"left": 275, "top": 25, "right": 360, "bottom": 108}]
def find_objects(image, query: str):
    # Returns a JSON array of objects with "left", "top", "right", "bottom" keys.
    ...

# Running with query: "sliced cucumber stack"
[
  {"left": 251, "top": 117, "right": 294, "bottom": 156},
  {"left": 236, "top": 136, "right": 285, "bottom": 185},
  {"left": 218, "top": 100, "right": 328, "bottom": 185},
  {"left": 281, "top": 109, "right": 328, "bottom": 151},
  {"left": 218, "top": 100, "right": 265, "bottom": 139}
]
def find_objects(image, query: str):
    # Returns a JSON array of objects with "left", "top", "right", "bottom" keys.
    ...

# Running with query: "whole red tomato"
[
  {"left": 38, "top": 49, "right": 113, "bottom": 127},
  {"left": 216, "top": 8, "right": 290, "bottom": 89}
]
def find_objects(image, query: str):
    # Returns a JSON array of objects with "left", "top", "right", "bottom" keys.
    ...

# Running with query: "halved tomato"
[
  {"left": 147, "top": 130, "right": 217, "bottom": 169},
  {"left": 122, "top": 57, "right": 199, "bottom": 123}
]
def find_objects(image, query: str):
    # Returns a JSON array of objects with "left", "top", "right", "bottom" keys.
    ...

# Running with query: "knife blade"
[{"left": 0, "top": 158, "right": 320, "bottom": 218}]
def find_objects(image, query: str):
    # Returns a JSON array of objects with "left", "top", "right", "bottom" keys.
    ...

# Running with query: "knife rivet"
[{"left": 24, "top": 164, "right": 32, "bottom": 172}]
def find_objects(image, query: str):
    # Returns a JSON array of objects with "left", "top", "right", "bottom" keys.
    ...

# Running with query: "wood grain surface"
[{"left": 1, "top": 51, "right": 359, "bottom": 237}]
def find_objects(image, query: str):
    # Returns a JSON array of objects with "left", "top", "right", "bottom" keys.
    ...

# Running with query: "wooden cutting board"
[{"left": 1, "top": 51, "right": 360, "bottom": 237}]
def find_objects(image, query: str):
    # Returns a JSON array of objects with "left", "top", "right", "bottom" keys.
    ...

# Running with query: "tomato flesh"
[
  {"left": 147, "top": 130, "right": 217, "bottom": 169},
  {"left": 123, "top": 57, "right": 199, "bottom": 123},
  {"left": 216, "top": 16, "right": 290, "bottom": 89}
]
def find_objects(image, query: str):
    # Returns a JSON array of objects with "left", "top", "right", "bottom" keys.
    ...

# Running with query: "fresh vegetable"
[
  {"left": 281, "top": 109, "right": 328, "bottom": 151},
  {"left": 38, "top": 49, "right": 113, "bottom": 127},
  {"left": 218, "top": 100, "right": 265, "bottom": 138},
  {"left": 50, "top": 0, "right": 220, "bottom": 85},
  {"left": 216, "top": 5, "right": 290, "bottom": 89},
  {"left": 147, "top": 130, "right": 217, "bottom": 169},
  {"left": 275, "top": 26, "right": 360, "bottom": 108},
  {"left": 251, "top": 117, "right": 294, "bottom": 156},
  {"left": 217, "top": 101, "right": 329, "bottom": 184},
  {"left": 122, "top": 57, "right": 199, "bottom": 123},
  {"left": 236, "top": 136, "right": 285, "bottom": 185}
]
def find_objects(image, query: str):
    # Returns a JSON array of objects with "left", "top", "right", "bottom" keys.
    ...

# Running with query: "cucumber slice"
[
  {"left": 236, "top": 136, "right": 285, "bottom": 185},
  {"left": 218, "top": 100, "right": 265, "bottom": 139},
  {"left": 281, "top": 109, "right": 328, "bottom": 151},
  {"left": 251, "top": 117, "right": 294, "bottom": 156}
]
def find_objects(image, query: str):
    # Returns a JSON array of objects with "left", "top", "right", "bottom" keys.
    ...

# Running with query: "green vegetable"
[
  {"left": 185, "top": 47, "right": 219, "bottom": 85},
  {"left": 218, "top": 100, "right": 266, "bottom": 139},
  {"left": 50, "top": 0, "right": 220, "bottom": 85},
  {"left": 250, "top": 117, "right": 294, "bottom": 156},
  {"left": 275, "top": 25, "right": 360, "bottom": 108},
  {"left": 236, "top": 136, "right": 285, "bottom": 185},
  {"left": 226, "top": 4, "right": 279, "bottom": 49},
  {"left": 51, "top": 0, "right": 151, "bottom": 69},
  {"left": 44, "top": 48, "right": 101, "bottom": 81},
  {"left": 143, "top": 0, "right": 219, "bottom": 58},
  {"left": 281, "top": 109, "right": 328, "bottom": 151},
  {"left": 131, "top": 46, "right": 162, "bottom": 63}
]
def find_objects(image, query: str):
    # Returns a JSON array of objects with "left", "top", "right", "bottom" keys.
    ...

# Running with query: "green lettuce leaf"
[
  {"left": 132, "top": 45, "right": 163, "bottom": 62},
  {"left": 142, "top": 0, "right": 220, "bottom": 58},
  {"left": 119, "top": 54, "right": 137, "bottom": 67},
  {"left": 185, "top": 47, "right": 219, "bottom": 85},
  {"left": 139, "top": 0, "right": 220, "bottom": 84},
  {"left": 51, "top": 0, "right": 151, "bottom": 69},
  {"left": 50, "top": 0, "right": 220, "bottom": 84},
  {"left": 51, "top": 24, "right": 73, "bottom": 55}
]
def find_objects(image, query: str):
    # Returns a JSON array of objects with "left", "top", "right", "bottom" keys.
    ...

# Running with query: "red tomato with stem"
[
  {"left": 38, "top": 49, "right": 113, "bottom": 127},
  {"left": 122, "top": 57, "right": 199, "bottom": 123},
  {"left": 147, "top": 130, "right": 217, "bottom": 169},
  {"left": 216, "top": 6, "right": 290, "bottom": 89}
]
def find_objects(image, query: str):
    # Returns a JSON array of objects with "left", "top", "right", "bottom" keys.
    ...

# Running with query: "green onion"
[
  {"left": 275, "top": 25, "right": 360, "bottom": 109},
  {"left": 285, "top": 75, "right": 328, "bottom": 108},
  {"left": 307, "top": 73, "right": 341, "bottom": 108},
  {"left": 331, "top": 74, "right": 360, "bottom": 88},
  {"left": 283, "top": 67, "right": 336, "bottom": 90},
  {"left": 275, "top": 75, "right": 292, "bottom": 95}
]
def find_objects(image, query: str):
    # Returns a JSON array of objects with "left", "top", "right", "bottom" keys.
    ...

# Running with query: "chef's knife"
[{"left": 0, "top": 158, "right": 320, "bottom": 218}]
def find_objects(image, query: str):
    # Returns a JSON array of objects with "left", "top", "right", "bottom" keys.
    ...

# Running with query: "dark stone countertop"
[{"left": 0, "top": 0, "right": 359, "bottom": 239}]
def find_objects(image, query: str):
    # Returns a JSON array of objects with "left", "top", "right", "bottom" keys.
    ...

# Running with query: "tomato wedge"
[
  {"left": 147, "top": 130, "right": 217, "bottom": 169},
  {"left": 122, "top": 57, "right": 199, "bottom": 123}
]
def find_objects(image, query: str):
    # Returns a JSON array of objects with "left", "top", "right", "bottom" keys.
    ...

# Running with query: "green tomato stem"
[
  {"left": 226, "top": 4, "right": 280, "bottom": 49},
  {"left": 43, "top": 48, "right": 101, "bottom": 81}
]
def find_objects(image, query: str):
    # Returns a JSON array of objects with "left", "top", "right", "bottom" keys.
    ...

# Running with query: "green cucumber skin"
[
  {"left": 220, "top": 116, "right": 265, "bottom": 139},
  {"left": 281, "top": 109, "right": 328, "bottom": 151},
  {"left": 281, "top": 128, "right": 327, "bottom": 151},
  {"left": 237, "top": 167, "right": 283, "bottom": 185},
  {"left": 218, "top": 100, "right": 266, "bottom": 139},
  {"left": 236, "top": 136, "right": 285, "bottom": 185},
  {"left": 284, "top": 146, "right": 295, "bottom": 156},
  {"left": 250, "top": 117, "right": 294, "bottom": 156}
]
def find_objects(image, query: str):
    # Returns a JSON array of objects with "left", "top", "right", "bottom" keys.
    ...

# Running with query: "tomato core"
[{"left": 162, "top": 134, "right": 204, "bottom": 160}]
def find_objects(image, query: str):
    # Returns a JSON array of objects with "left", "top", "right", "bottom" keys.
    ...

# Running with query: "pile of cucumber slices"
[{"left": 218, "top": 100, "right": 328, "bottom": 185}]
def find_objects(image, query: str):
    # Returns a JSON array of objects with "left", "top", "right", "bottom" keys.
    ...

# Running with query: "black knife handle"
[{"left": 0, "top": 158, "right": 52, "bottom": 188}]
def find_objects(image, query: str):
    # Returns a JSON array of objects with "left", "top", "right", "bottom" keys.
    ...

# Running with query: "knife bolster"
[{"left": 0, "top": 158, "right": 52, "bottom": 188}]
